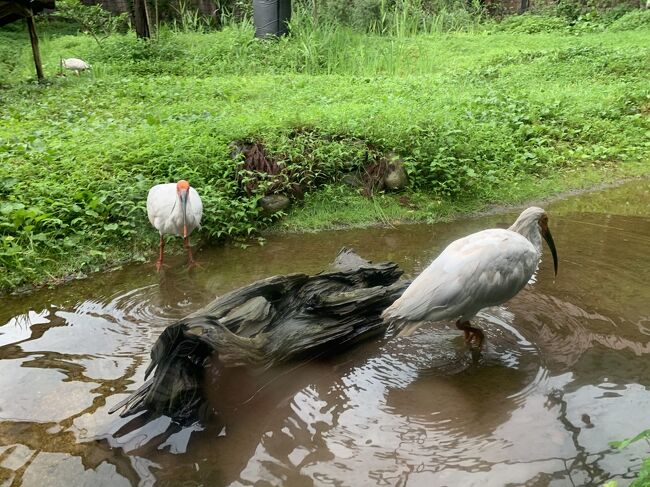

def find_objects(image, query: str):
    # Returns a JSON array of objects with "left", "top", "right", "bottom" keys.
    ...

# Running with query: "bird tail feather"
[
  {"left": 396, "top": 321, "right": 424, "bottom": 337},
  {"left": 383, "top": 316, "right": 424, "bottom": 337}
]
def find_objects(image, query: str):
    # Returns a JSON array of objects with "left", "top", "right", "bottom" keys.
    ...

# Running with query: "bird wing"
[
  {"left": 64, "top": 58, "right": 89, "bottom": 69},
  {"left": 146, "top": 184, "right": 177, "bottom": 232},
  {"left": 187, "top": 187, "right": 203, "bottom": 230},
  {"left": 383, "top": 229, "right": 538, "bottom": 330},
  {"left": 147, "top": 184, "right": 203, "bottom": 236}
]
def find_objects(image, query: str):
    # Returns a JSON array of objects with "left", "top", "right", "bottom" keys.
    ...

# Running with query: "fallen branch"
[{"left": 110, "top": 248, "right": 408, "bottom": 421}]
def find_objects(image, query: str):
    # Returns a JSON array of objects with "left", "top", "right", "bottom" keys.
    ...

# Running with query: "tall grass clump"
[
  {"left": 491, "top": 14, "right": 570, "bottom": 34},
  {"left": 367, "top": 0, "right": 483, "bottom": 35},
  {"left": 297, "top": 0, "right": 483, "bottom": 35},
  {"left": 491, "top": 0, "right": 650, "bottom": 34},
  {"left": 170, "top": 0, "right": 215, "bottom": 32},
  {"left": 609, "top": 9, "right": 650, "bottom": 31}
]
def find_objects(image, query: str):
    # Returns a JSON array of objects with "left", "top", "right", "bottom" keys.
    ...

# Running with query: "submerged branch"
[{"left": 109, "top": 248, "right": 408, "bottom": 420}]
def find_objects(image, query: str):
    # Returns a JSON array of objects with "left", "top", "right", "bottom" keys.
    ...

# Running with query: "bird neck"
[{"left": 509, "top": 220, "right": 543, "bottom": 254}]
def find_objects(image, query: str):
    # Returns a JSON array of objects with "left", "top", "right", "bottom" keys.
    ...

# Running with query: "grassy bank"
[
  {"left": 275, "top": 161, "right": 650, "bottom": 232},
  {"left": 1, "top": 13, "right": 649, "bottom": 292}
]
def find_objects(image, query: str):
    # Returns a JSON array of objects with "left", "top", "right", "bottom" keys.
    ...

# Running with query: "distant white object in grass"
[
  {"left": 60, "top": 58, "right": 91, "bottom": 75},
  {"left": 147, "top": 180, "right": 203, "bottom": 271}
]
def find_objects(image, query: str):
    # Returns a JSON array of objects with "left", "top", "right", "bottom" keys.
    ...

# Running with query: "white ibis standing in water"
[
  {"left": 382, "top": 206, "right": 558, "bottom": 349},
  {"left": 147, "top": 180, "right": 203, "bottom": 271}
]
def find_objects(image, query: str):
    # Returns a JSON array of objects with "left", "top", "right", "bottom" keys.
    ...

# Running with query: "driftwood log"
[{"left": 110, "top": 248, "right": 408, "bottom": 421}]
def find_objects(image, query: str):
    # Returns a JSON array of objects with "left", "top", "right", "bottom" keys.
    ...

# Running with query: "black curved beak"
[
  {"left": 543, "top": 227, "right": 558, "bottom": 277},
  {"left": 180, "top": 189, "right": 188, "bottom": 238}
]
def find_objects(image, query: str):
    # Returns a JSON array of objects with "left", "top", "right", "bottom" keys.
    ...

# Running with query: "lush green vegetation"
[
  {"left": 0, "top": 7, "right": 649, "bottom": 292},
  {"left": 605, "top": 429, "right": 650, "bottom": 487}
]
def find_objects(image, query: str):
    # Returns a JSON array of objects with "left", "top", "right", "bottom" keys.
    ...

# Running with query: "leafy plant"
[
  {"left": 606, "top": 430, "right": 650, "bottom": 486},
  {"left": 303, "top": 0, "right": 482, "bottom": 35},
  {"left": 609, "top": 9, "right": 650, "bottom": 31},
  {"left": 171, "top": 0, "right": 215, "bottom": 32},
  {"left": 52, "top": 0, "right": 129, "bottom": 44},
  {"left": 493, "top": 13, "right": 570, "bottom": 34}
]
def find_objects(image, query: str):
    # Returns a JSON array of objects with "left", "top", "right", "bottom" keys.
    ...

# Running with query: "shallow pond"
[{"left": 1, "top": 180, "right": 650, "bottom": 486}]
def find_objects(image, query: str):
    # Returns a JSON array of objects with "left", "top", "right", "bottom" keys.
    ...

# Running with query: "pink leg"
[
  {"left": 184, "top": 236, "right": 196, "bottom": 268},
  {"left": 156, "top": 236, "right": 164, "bottom": 272},
  {"left": 456, "top": 320, "right": 471, "bottom": 343}
]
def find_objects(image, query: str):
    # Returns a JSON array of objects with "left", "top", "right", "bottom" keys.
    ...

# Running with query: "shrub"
[
  {"left": 609, "top": 9, "right": 650, "bottom": 31},
  {"left": 493, "top": 14, "right": 570, "bottom": 34},
  {"left": 52, "top": 0, "right": 129, "bottom": 44},
  {"left": 304, "top": 0, "right": 482, "bottom": 35}
]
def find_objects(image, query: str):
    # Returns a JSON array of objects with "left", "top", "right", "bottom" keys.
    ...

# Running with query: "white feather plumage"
[
  {"left": 146, "top": 181, "right": 203, "bottom": 270},
  {"left": 61, "top": 58, "right": 91, "bottom": 73},
  {"left": 382, "top": 207, "right": 557, "bottom": 345},
  {"left": 147, "top": 183, "right": 203, "bottom": 237}
]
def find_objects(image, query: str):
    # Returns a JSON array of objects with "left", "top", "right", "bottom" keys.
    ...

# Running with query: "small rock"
[
  {"left": 581, "top": 413, "right": 594, "bottom": 428},
  {"left": 259, "top": 194, "right": 290, "bottom": 215},
  {"left": 383, "top": 156, "right": 408, "bottom": 191},
  {"left": 384, "top": 163, "right": 408, "bottom": 191}
]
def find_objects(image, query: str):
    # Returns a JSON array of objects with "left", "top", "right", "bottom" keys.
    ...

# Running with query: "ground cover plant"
[{"left": 0, "top": 5, "right": 649, "bottom": 293}]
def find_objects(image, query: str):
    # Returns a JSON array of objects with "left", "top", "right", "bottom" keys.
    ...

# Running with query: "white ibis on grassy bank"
[
  {"left": 147, "top": 180, "right": 203, "bottom": 271},
  {"left": 381, "top": 206, "right": 558, "bottom": 349},
  {"left": 60, "top": 58, "right": 91, "bottom": 75}
]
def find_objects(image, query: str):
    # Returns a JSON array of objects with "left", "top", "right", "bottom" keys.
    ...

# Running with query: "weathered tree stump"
[{"left": 110, "top": 248, "right": 408, "bottom": 420}]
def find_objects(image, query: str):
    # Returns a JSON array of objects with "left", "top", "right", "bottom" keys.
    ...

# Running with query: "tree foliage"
[{"left": 53, "top": 0, "right": 129, "bottom": 44}]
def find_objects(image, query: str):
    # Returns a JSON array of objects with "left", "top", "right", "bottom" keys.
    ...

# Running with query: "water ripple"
[{"left": 2, "top": 181, "right": 650, "bottom": 486}]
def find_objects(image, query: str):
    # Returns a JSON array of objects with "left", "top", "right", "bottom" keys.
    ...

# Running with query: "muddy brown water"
[{"left": 1, "top": 180, "right": 650, "bottom": 487}]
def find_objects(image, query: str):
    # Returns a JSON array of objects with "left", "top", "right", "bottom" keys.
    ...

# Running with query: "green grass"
[
  {"left": 276, "top": 160, "right": 650, "bottom": 232},
  {"left": 1, "top": 14, "right": 649, "bottom": 292}
]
